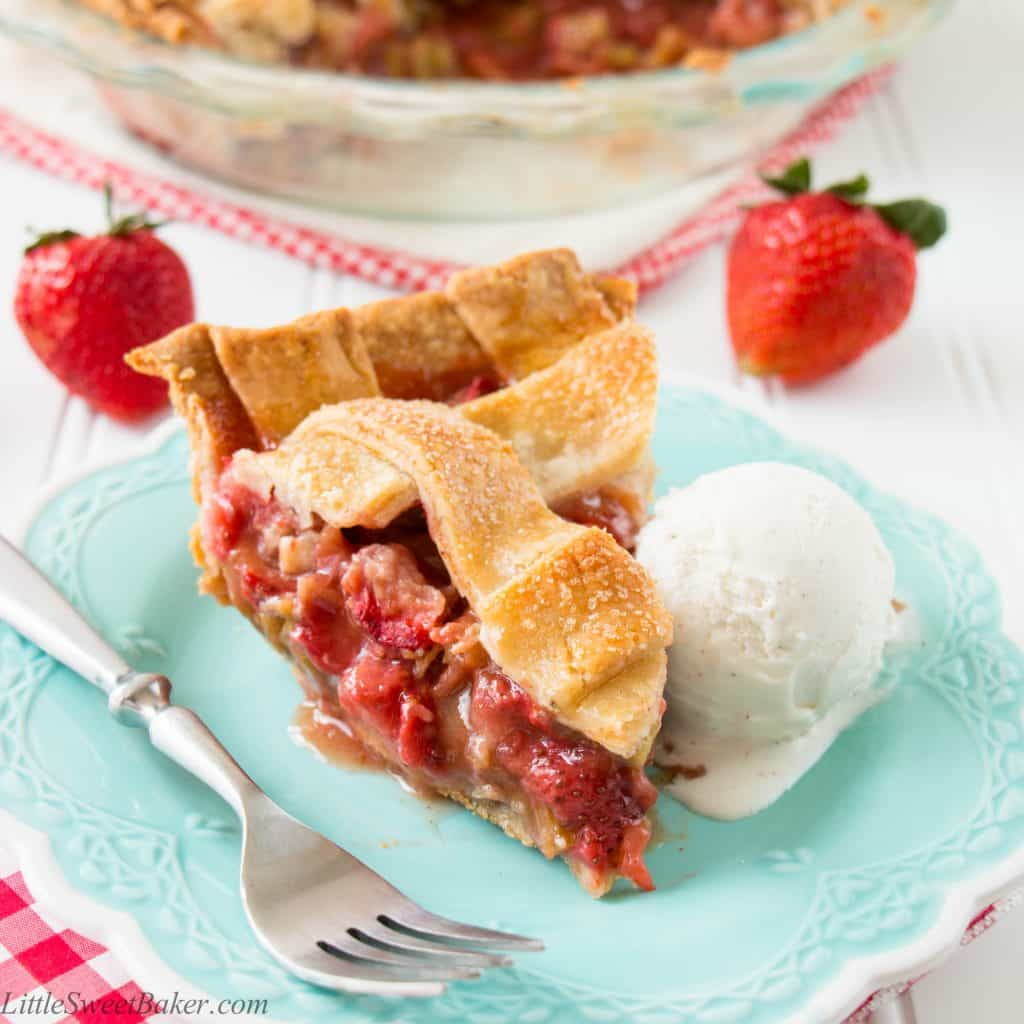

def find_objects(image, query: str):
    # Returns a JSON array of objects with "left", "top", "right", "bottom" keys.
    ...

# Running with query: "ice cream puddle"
[
  {"left": 656, "top": 687, "right": 882, "bottom": 819},
  {"left": 637, "top": 462, "right": 899, "bottom": 821}
]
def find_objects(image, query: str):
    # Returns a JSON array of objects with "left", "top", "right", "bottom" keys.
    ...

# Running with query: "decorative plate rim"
[{"left": 4, "top": 373, "right": 1023, "bottom": 1024}]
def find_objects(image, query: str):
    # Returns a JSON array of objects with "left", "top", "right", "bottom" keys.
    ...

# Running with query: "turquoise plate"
[{"left": 3, "top": 384, "right": 1023, "bottom": 1024}]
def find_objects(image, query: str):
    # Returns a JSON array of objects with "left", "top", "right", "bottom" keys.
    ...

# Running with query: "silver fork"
[{"left": 0, "top": 537, "right": 542, "bottom": 997}]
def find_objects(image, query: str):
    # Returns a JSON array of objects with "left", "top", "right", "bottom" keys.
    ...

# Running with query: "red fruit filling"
[
  {"left": 446, "top": 374, "right": 502, "bottom": 405},
  {"left": 471, "top": 670, "right": 656, "bottom": 891},
  {"left": 342, "top": 544, "right": 447, "bottom": 651},
  {"left": 292, "top": 0, "right": 789, "bottom": 80},
  {"left": 205, "top": 472, "right": 655, "bottom": 892},
  {"left": 553, "top": 486, "right": 645, "bottom": 551}
]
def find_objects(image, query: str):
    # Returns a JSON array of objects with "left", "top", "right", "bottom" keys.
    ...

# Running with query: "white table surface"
[{"left": 1, "top": 1, "right": 1022, "bottom": 1020}]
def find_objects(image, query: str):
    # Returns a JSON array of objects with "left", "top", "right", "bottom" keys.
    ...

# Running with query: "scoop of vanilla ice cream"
[{"left": 636, "top": 461, "right": 895, "bottom": 753}]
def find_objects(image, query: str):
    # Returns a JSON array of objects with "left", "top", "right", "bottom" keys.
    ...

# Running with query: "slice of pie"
[{"left": 128, "top": 249, "right": 673, "bottom": 895}]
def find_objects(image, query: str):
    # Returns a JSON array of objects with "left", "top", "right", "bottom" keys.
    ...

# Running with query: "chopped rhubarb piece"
[
  {"left": 314, "top": 524, "right": 354, "bottom": 574},
  {"left": 206, "top": 489, "right": 248, "bottom": 555},
  {"left": 292, "top": 573, "right": 364, "bottom": 676},
  {"left": 397, "top": 692, "right": 441, "bottom": 769},
  {"left": 239, "top": 564, "right": 294, "bottom": 605},
  {"left": 342, "top": 544, "right": 447, "bottom": 652}
]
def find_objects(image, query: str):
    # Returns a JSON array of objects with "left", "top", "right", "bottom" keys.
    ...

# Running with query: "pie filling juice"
[{"left": 205, "top": 470, "right": 656, "bottom": 893}]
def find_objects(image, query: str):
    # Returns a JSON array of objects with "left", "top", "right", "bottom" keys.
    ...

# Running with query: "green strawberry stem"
[
  {"left": 24, "top": 182, "right": 167, "bottom": 253},
  {"left": 105, "top": 182, "right": 168, "bottom": 236},
  {"left": 25, "top": 229, "right": 79, "bottom": 254},
  {"left": 762, "top": 158, "right": 812, "bottom": 196},
  {"left": 873, "top": 200, "right": 947, "bottom": 250},
  {"left": 760, "top": 158, "right": 947, "bottom": 250},
  {"left": 826, "top": 174, "right": 870, "bottom": 201}
]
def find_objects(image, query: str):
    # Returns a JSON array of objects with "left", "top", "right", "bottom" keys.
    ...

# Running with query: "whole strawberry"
[
  {"left": 727, "top": 159, "right": 946, "bottom": 385},
  {"left": 14, "top": 186, "right": 194, "bottom": 421}
]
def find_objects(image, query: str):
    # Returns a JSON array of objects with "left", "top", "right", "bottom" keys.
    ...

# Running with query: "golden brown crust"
[
  {"left": 462, "top": 322, "right": 658, "bottom": 502},
  {"left": 124, "top": 324, "right": 258, "bottom": 499},
  {"left": 478, "top": 529, "right": 671, "bottom": 712},
  {"left": 230, "top": 419, "right": 415, "bottom": 531},
  {"left": 135, "top": 254, "right": 619, "bottom": 404},
  {"left": 260, "top": 399, "right": 576, "bottom": 597},
  {"left": 128, "top": 251, "right": 634, "bottom": 423},
  {"left": 126, "top": 248, "right": 639, "bottom": 507},
  {"left": 441, "top": 788, "right": 614, "bottom": 897},
  {"left": 594, "top": 275, "right": 638, "bottom": 321},
  {"left": 446, "top": 249, "right": 620, "bottom": 381},
  {"left": 231, "top": 320, "right": 659, "bottom": 531},
  {"left": 232, "top": 399, "right": 672, "bottom": 760},
  {"left": 210, "top": 309, "right": 379, "bottom": 445},
  {"left": 351, "top": 291, "right": 490, "bottom": 401},
  {"left": 440, "top": 789, "right": 538, "bottom": 850}
]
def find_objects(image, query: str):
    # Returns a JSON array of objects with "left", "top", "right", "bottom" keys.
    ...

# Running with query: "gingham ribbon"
[{"left": 0, "top": 871, "right": 161, "bottom": 1024}]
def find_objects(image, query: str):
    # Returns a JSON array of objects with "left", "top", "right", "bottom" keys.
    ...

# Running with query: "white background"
[{"left": 0, "top": 1, "right": 1021, "bottom": 1019}]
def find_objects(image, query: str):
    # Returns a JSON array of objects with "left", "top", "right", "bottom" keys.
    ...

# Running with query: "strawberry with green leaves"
[
  {"left": 727, "top": 158, "right": 947, "bottom": 385},
  {"left": 14, "top": 187, "right": 194, "bottom": 421}
]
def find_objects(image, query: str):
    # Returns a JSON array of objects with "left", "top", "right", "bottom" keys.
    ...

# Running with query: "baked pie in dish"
[
  {"left": 128, "top": 249, "right": 674, "bottom": 896},
  {"left": 78, "top": 0, "right": 849, "bottom": 79}
]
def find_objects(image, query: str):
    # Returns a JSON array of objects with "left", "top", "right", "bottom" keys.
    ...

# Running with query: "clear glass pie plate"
[{"left": 0, "top": 0, "right": 951, "bottom": 219}]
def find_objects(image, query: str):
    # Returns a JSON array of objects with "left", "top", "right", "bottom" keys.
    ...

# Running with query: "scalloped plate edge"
[{"left": 5, "top": 378, "right": 1024, "bottom": 1024}]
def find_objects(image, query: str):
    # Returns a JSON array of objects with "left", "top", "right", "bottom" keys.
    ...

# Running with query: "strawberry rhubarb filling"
[
  {"left": 294, "top": 0, "right": 807, "bottom": 80},
  {"left": 205, "top": 472, "right": 657, "bottom": 893}
]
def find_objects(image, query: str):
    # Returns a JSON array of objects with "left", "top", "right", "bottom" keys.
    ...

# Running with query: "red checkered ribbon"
[
  {"left": 0, "top": 68, "right": 890, "bottom": 295},
  {"left": 0, "top": 867, "right": 1015, "bottom": 1023},
  {"left": 0, "top": 873, "right": 157, "bottom": 1023}
]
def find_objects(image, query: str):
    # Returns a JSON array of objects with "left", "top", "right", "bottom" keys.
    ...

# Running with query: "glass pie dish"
[{"left": 0, "top": 0, "right": 950, "bottom": 219}]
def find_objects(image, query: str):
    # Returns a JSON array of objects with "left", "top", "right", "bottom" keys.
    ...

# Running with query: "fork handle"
[
  {"left": 0, "top": 534, "right": 135, "bottom": 694},
  {"left": 0, "top": 535, "right": 260, "bottom": 817}
]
